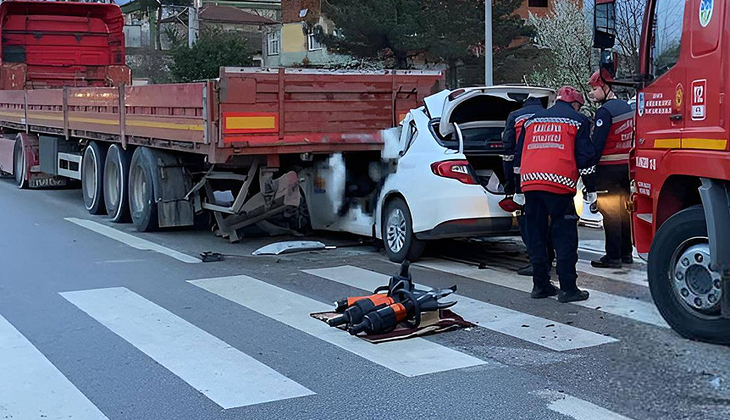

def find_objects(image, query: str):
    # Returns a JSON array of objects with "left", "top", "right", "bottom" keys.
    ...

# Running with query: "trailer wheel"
[
  {"left": 13, "top": 138, "right": 27, "bottom": 189},
  {"left": 82, "top": 141, "right": 107, "bottom": 214},
  {"left": 382, "top": 197, "right": 425, "bottom": 262},
  {"left": 648, "top": 206, "right": 730, "bottom": 344},
  {"left": 104, "top": 144, "right": 132, "bottom": 223},
  {"left": 129, "top": 147, "right": 158, "bottom": 232}
]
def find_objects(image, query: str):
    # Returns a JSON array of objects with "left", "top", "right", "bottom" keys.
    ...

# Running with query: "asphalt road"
[{"left": 1, "top": 179, "right": 729, "bottom": 420}]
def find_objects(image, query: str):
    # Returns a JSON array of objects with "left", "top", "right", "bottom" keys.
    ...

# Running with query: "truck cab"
[{"left": 594, "top": 0, "right": 730, "bottom": 343}]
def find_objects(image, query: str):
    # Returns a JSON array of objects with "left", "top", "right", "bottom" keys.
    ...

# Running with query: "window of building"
[
  {"left": 267, "top": 30, "right": 280, "bottom": 56},
  {"left": 307, "top": 29, "right": 323, "bottom": 51},
  {"left": 528, "top": 0, "right": 548, "bottom": 8},
  {"left": 650, "top": 0, "right": 685, "bottom": 80}
]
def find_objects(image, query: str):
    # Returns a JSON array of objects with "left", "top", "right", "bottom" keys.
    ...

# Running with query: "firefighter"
[
  {"left": 501, "top": 95, "right": 554, "bottom": 276},
  {"left": 514, "top": 86, "right": 597, "bottom": 303},
  {"left": 588, "top": 69, "right": 635, "bottom": 269}
]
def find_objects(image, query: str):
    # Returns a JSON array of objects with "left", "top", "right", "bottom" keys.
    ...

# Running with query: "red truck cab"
[
  {"left": 595, "top": 0, "right": 730, "bottom": 343},
  {"left": 0, "top": 0, "right": 130, "bottom": 89}
]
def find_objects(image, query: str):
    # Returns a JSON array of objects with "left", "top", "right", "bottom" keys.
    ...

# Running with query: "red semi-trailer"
[
  {"left": 594, "top": 0, "right": 730, "bottom": 343},
  {"left": 0, "top": 0, "right": 443, "bottom": 241}
]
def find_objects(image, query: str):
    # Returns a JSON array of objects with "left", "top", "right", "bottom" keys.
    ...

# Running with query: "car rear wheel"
[
  {"left": 648, "top": 206, "right": 730, "bottom": 344},
  {"left": 382, "top": 197, "right": 426, "bottom": 262}
]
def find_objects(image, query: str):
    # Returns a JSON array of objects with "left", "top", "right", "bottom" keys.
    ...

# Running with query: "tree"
[
  {"left": 134, "top": 0, "right": 191, "bottom": 50},
  {"left": 321, "top": 0, "right": 426, "bottom": 69},
  {"left": 527, "top": 0, "right": 596, "bottom": 95},
  {"left": 322, "top": 0, "right": 530, "bottom": 69},
  {"left": 170, "top": 27, "right": 253, "bottom": 82},
  {"left": 614, "top": 0, "right": 646, "bottom": 76}
]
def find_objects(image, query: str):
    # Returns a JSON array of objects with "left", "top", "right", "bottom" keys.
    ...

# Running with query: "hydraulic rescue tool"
[
  {"left": 348, "top": 286, "right": 457, "bottom": 335},
  {"left": 327, "top": 260, "right": 458, "bottom": 335}
]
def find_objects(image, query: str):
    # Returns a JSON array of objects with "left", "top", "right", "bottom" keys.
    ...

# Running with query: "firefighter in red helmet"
[
  {"left": 501, "top": 94, "right": 554, "bottom": 276},
  {"left": 514, "top": 86, "right": 596, "bottom": 302},
  {"left": 588, "top": 69, "right": 635, "bottom": 268}
]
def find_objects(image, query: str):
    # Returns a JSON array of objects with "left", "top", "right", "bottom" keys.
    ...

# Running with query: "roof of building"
[{"left": 199, "top": 4, "right": 278, "bottom": 25}]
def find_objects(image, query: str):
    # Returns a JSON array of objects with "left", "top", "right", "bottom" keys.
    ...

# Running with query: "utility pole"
[
  {"left": 484, "top": 0, "right": 493, "bottom": 86},
  {"left": 189, "top": 0, "right": 202, "bottom": 47}
]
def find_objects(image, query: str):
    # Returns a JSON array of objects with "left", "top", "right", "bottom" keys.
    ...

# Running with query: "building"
[
  {"left": 122, "top": 0, "right": 280, "bottom": 53},
  {"left": 262, "top": 0, "right": 349, "bottom": 67}
]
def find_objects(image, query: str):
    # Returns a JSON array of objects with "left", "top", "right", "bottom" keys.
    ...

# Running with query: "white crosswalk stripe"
[
  {"left": 60, "top": 287, "right": 314, "bottom": 409},
  {"left": 0, "top": 314, "right": 108, "bottom": 420},
  {"left": 534, "top": 390, "right": 636, "bottom": 420},
  {"left": 576, "top": 261, "right": 648, "bottom": 287},
  {"left": 417, "top": 260, "right": 669, "bottom": 328},
  {"left": 190, "top": 274, "right": 487, "bottom": 377},
  {"left": 304, "top": 266, "right": 618, "bottom": 351}
]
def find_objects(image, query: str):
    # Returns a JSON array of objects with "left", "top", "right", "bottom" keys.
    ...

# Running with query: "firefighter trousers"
[
  {"left": 518, "top": 215, "right": 555, "bottom": 265},
  {"left": 596, "top": 164, "right": 633, "bottom": 260},
  {"left": 524, "top": 191, "right": 579, "bottom": 292}
]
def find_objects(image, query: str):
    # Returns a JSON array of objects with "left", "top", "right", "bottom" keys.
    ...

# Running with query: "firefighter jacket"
[
  {"left": 514, "top": 100, "right": 597, "bottom": 195},
  {"left": 501, "top": 97, "right": 544, "bottom": 194},
  {"left": 592, "top": 98, "right": 634, "bottom": 166}
]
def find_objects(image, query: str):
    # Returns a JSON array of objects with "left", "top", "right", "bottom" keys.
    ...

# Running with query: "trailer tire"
[
  {"left": 648, "top": 206, "right": 730, "bottom": 344},
  {"left": 13, "top": 138, "right": 27, "bottom": 189},
  {"left": 104, "top": 144, "right": 132, "bottom": 223},
  {"left": 82, "top": 141, "right": 107, "bottom": 214},
  {"left": 382, "top": 197, "right": 425, "bottom": 262},
  {"left": 129, "top": 147, "right": 159, "bottom": 232}
]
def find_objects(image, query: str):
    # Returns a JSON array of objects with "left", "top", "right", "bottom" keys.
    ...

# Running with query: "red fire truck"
[
  {"left": 594, "top": 0, "right": 730, "bottom": 343},
  {"left": 0, "top": 1, "right": 443, "bottom": 241}
]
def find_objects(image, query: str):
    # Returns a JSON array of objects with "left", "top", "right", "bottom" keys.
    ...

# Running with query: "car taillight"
[{"left": 430, "top": 160, "right": 477, "bottom": 184}]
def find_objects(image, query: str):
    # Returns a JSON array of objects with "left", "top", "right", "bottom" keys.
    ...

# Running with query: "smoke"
[{"left": 326, "top": 153, "right": 346, "bottom": 214}]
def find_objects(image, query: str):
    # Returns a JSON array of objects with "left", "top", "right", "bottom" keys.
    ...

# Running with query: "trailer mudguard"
[
  {"left": 150, "top": 149, "right": 195, "bottom": 228},
  {"left": 699, "top": 178, "right": 730, "bottom": 317}
]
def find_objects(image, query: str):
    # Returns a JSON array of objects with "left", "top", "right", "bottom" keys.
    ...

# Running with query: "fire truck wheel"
[
  {"left": 129, "top": 147, "right": 159, "bottom": 232},
  {"left": 648, "top": 206, "right": 730, "bottom": 344},
  {"left": 104, "top": 144, "right": 132, "bottom": 223},
  {"left": 382, "top": 197, "right": 425, "bottom": 263},
  {"left": 82, "top": 141, "right": 107, "bottom": 214},
  {"left": 13, "top": 138, "right": 27, "bottom": 189}
]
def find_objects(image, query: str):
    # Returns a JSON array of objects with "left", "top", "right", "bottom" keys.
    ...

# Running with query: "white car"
[
  {"left": 374, "top": 86, "right": 556, "bottom": 261},
  {"left": 304, "top": 85, "right": 557, "bottom": 262}
]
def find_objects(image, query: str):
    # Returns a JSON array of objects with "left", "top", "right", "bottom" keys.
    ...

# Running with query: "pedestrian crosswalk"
[
  {"left": 416, "top": 259, "right": 669, "bottom": 328},
  {"left": 304, "top": 266, "right": 618, "bottom": 351},
  {"left": 60, "top": 287, "right": 314, "bottom": 409},
  {"left": 0, "top": 314, "right": 108, "bottom": 420},
  {"left": 1, "top": 258, "right": 656, "bottom": 419},
  {"left": 190, "top": 275, "right": 486, "bottom": 377}
]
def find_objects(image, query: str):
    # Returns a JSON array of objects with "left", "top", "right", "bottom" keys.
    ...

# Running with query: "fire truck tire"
[
  {"left": 103, "top": 144, "right": 132, "bottom": 223},
  {"left": 129, "top": 147, "right": 159, "bottom": 232},
  {"left": 382, "top": 197, "right": 425, "bottom": 263},
  {"left": 13, "top": 138, "right": 27, "bottom": 189},
  {"left": 82, "top": 141, "right": 107, "bottom": 214},
  {"left": 648, "top": 206, "right": 730, "bottom": 344}
]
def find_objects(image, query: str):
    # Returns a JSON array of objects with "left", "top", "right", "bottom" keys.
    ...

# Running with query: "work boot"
[
  {"left": 622, "top": 255, "right": 634, "bottom": 265},
  {"left": 591, "top": 256, "right": 622, "bottom": 269},
  {"left": 530, "top": 283, "right": 558, "bottom": 299},
  {"left": 557, "top": 289, "right": 590, "bottom": 303},
  {"left": 517, "top": 264, "right": 533, "bottom": 276}
]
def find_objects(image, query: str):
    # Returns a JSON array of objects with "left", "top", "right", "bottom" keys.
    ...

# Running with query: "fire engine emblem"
[{"left": 700, "top": 0, "right": 714, "bottom": 27}]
